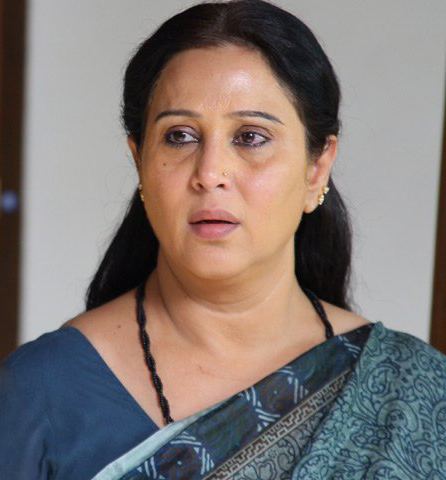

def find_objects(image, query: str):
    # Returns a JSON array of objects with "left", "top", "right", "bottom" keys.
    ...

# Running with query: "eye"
[
  {"left": 164, "top": 130, "right": 198, "bottom": 149},
  {"left": 234, "top": 131, "right": 270, "bottom": 148}
]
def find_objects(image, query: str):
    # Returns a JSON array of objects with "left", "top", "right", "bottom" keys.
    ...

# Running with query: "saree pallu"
[{"left": 93, "top": 322, "right": 446, "bottom": 479}]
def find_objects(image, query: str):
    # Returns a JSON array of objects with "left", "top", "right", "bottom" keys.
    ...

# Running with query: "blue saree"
[{"left": 91, "top": 321, "right": 446, "bottom": 479}]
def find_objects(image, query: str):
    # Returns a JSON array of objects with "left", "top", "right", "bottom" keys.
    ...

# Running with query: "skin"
[{"left": 67, "top": 44, "right": 369, "bottom": 426}]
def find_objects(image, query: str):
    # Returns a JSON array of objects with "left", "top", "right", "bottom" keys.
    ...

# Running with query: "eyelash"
[{"left": 163, "top": 130, "right": 270, "bottom": 149}]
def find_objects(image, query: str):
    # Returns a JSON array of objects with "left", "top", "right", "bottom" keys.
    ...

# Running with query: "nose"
[{"left": 191, "top": 138, "right": 232, "bottom": 192}]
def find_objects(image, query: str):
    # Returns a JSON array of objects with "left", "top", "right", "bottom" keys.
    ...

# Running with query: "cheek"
[
  {"left": 247, "top": 165, "right": 304, "bottom": 228},
  {"left": 144, "top": 168, "right": 186, "bottom": 238}
]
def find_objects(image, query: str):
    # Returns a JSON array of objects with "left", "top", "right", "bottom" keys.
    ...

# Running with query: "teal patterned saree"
[{"left": 93, "top": 321, "right": 446, "bottom": 479}]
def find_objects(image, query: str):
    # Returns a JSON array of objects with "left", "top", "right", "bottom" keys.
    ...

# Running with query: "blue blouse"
[{"left": 0, "top": 326, "right": 160, "bottom": 479}]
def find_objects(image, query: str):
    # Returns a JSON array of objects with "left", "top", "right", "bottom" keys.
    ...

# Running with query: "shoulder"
[
  {"left": 357, "top": 321, "right": 446, "bottom": 396},
  {"left": 373, "top": 322, "right": 446, "bottom": 363},
  {"left": 318, "top": 299, "right": 445, "bottom": 365},
  {"left": 319, "top": 299, "right": 372, "bottom": 335},
  {"left": 0, "top": 326, "right": 92, "bottom": 406},
  {"left": 0, "top": 327, "right": 79, "bottom": 416},
  {"left": 319, "top": 302, "right": 446, "bottom": 381},
  {"left": 1, "top": 294, "right": 131, "bottom": 380},
  {"left": 1, "top": 327, "right": 72, "bottom": 374},
  {"left": 62, "top": 287, "right": 138, "bottom": 351}
]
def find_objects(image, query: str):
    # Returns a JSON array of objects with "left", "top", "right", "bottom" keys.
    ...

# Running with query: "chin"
[{"left": 185, "top": 255, "right": 248, "bottom": 280}]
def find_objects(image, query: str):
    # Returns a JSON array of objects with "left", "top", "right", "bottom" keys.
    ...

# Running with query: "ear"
[
  {"left": 127, "top": 135, "right": 142, "bottom": 172},
  {"left": 303, "top": 135, "right": 338, "bottom": 214}
]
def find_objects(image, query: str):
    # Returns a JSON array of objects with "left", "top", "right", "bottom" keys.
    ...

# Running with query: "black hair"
[{"left": 85, "top": 0, "right": 356, "bottom": 312}]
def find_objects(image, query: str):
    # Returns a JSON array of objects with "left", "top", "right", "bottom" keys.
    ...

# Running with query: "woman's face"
[{"left": 128, "top": 44, "right": 336, "bottom": 280}]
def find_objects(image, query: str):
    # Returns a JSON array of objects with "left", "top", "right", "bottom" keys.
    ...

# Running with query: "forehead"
[{"left": 147, "top": 45, "right": 297, "bottom": 120}]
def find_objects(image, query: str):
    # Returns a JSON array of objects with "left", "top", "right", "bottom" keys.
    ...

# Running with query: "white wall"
[{"left": 20, "top": 0, "right": 446, "bottom": 343}]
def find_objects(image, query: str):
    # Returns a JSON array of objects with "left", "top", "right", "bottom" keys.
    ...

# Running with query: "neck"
[{"left": 145, "top": 243, "right": 320, "bottom": 359}]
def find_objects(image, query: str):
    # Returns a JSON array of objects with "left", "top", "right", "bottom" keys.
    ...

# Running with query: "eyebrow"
[{"left": 154, "top": 109, "right": 284, "bottom": 125}]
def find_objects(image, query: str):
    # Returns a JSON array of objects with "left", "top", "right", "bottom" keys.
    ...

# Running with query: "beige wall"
[{"left": 20, "top": 0, "right": 446, "bottom": 342}]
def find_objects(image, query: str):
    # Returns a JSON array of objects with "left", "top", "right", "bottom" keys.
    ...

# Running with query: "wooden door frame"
[
  {"left": 430, "top": 80, "right": 446, "bottom": 354},
  {"left": 0, "top": 0, "right": 26, "bottom": 359}
]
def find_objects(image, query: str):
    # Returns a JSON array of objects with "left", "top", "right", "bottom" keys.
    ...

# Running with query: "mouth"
[
  {"left": 192, "top": 220, "right": 236, "bottom": 224},
  {"left": 188, "top": 209, "right": 240, "bottom": 225},
  {"left": 189, "top": 220, "right": 239, "bottom": 239}
]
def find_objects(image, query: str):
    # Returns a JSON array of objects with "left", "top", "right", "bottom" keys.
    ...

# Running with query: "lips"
[
  {"left": 189, "top": 221, "right": 239, "bottom": 240},
  {"left": 194, "top": 220, "right": 233, "bottom": 224},
  {"left": 189, "top": 209, "right": 240, "bottom": 224}
]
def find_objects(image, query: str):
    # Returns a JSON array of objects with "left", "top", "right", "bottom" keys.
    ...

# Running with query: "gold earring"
[
  {"left": 138, "top": 183, "right": 144, "bottom": 202},
  {"left": 318, "top": 186, "right": 330, "bottom": 205},
  {"left": 222, "top": 169, "right": 230, "bottom": 177}
]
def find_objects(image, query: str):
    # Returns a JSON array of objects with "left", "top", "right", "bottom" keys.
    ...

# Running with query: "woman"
[{"left": 1, "top": 0, "right": 445, "bottom": 478}]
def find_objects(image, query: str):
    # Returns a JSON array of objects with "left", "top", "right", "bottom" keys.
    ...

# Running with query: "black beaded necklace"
[{"left": 135, "top": 278, "right": 334, "bottom": 427}]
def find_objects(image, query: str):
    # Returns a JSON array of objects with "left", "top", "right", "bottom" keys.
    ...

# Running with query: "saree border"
[
  {"left": 203, "top": 368, "right": 351, "bottom": 479},
  {"left": 92, "top": 401, "right": 226, "bottom": 479}
]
